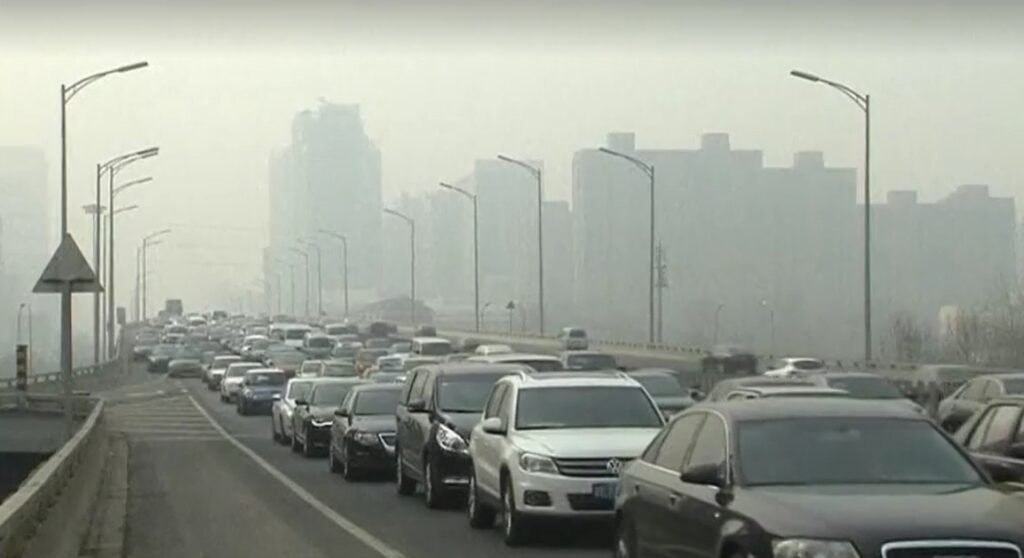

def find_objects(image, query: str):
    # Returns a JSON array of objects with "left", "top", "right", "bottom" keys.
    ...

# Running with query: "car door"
[
  {"left": 965, "top": 403, "right": 1024, "bottom": 484},
  {"left": 332, "top": 391, "right": 356, "bottom": 456},
  {"left": 401, "top": 369, "right": 430, "bottom": 479},
  {"left": 293, "top": 385, "right": 313, "bottom": 443},
  {"left": 948, "top": 379, "right": 988, "bottom": 426},
  {"left": 672, "top": 413, "right": 729, "bottom": 558},
  {"left": 473, "top": 383, "right": 508, "bottom": 499},
  {"left": 632, "top": 414, "right": 705, "bottom": 558}
]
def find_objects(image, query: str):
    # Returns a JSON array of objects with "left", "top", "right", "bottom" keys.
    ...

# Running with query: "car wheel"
[
  {"left": 501, "top": 476, "right": 529, "bottom": 546},
  {"left": 329, "top": 444, "right": 344, "bottom": 474},
  {"left": 396, "top": 449, "right": 416, "bottom": 496},
  {"left": 613, "top": 518, "right": 637, "bottom": 558},
  {"left": 220, "top": 393, "right": 227, "bottom": 403},
  {"left": 341, "top": 445, "right": 359, "bottom": 481},
  {"left": 237, "top": 401, "right": 247, "bottom": 416},
  {"left": 290, "top": 426, "right": 302, "bottom": 453},
  {"left": 280, "top": 419, "right": 291, "bottom": 445},
  {"left": 302, "top": 427, "right": 316, "bottom": 458},
  {"left": 467, "top": 469, "right": 496, "bottom": 529},
  {"left": 272, "top": 417, "right": 281, "bottom": 442},
  {"left": 424, "top": 455, "right": 446, "bottom": 509}
]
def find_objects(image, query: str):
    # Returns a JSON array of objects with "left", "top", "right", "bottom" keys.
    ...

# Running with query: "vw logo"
[{"left": 606, "top": 458, "right": 624, "bottom": 475}]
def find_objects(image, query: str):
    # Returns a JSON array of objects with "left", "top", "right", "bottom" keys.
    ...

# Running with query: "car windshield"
[
  {"left": 737, "top": 418, "right": 982, "bottom": 486},
  {"left": 437, "top": 372, "right": 512, "bottom": 412},
  {"left": 565, "top": 353, "right": 617, "bottom": 370},
  {"left": 285, "top": 329, "right": 308, "bottom": 340},
  {"left": 227, "top": 365, "right": 258, "bottom": 377},
  {"left": 516, "top": 386, "right": 663, "bottom": 430},
  {"left": 311, "top": 383, "right": 360, "bottom": 405},
  {"left": 354, "top": 390, "right": 401, "bottom": 415},
  {"left": 568, "top": 329, "right": 586, "bottom": 338},
  {"left": 287, "top": 381, "right": 313, "bottom": 400},
  {"left": 824, "top": 376, "right": 902, "bottom": 399},
  {"left": 417, "top": 342, "right": 451, "bottom": 356},
  {"left": 323, "top": 362, "right": 356, "bottom": 377},
  {"left": 246, "top": 372, "right": 286, "bottom": 386},
  {"left": 307, "top": 337, "right": 332, "bottom": 348},
  {"left": 634, "top": 375, "right": 686, "bottom": 397}
]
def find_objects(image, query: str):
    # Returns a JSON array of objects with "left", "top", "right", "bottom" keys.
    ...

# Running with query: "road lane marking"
[{"left": 188, "top": 394, "right": 408, "bottom": 558}]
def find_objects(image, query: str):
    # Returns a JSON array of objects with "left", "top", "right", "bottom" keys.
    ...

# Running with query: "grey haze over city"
[{"left": 1, "top": 0, "right": 1023, "bottom": 373}]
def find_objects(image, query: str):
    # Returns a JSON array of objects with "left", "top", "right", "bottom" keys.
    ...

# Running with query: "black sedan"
[
  {"left": 614, "top": 398, "right": 1024, "bottom": 558},
  {"left": 328, "top": 383, "right": 402, "bottom": 479},
  {"left": 291, "top": 377, "right": 367, "bottom": 458},
  {"left": 167, "top": 359, "right": 204, "bottom": 379}
]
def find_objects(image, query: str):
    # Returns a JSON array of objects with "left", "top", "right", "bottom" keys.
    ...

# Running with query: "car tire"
[
  {"left": 396, "top": 449, "right": 416, "bottom": 496},
  {"left": 272, "top": 418, "right": 281, "bottom": 442},
  {"left": 501, "top": 476, "right": 529, "bottom": 546},
  {"left": 424, "top": 455, "right": 446, "bottom": 509},
  {"left": 613, "top": 518, "right": 637, "bottom": 558},
  {"left": 302, "top": 426, "right": 316, "bottom": 458},
  {"left": 291, "top": 427, "right": 302, "bottom": 453},
  {"left": 329, "top": 444, "right": 344, "bottom": 474},
  {"left": 341, "top": 446, "right": 359, "bottom": 481},
  {"left": 237, "top": 402, "right": 247, "bottom": 416},
  {"left": 467, "top": 470, "right": 496, "bottom": 529}
]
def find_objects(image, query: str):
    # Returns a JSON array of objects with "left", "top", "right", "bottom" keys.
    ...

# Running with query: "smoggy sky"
[{"left": 1, "top": 0, "right": 1022, "bottom": 308}]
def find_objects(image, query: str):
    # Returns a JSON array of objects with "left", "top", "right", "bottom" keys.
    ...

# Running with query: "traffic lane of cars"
[{"left": 184, "top": 379, "right": 606, "bottom": 558}]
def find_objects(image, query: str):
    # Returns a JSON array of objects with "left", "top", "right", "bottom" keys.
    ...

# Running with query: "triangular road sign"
[{"left": 33, "top": 233, "right": 103, "bottom": 293}]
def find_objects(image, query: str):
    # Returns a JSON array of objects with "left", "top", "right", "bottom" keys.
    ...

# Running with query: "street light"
[
  {"left": 440, "top": 181, "right": 480, "bottom": 332},
  {"left": 383, "top": 208, "right": 416, "bottom": 325},
  {"left": 58, "top": 60, "right": 148, "bottom": 439},
  {"left": 598, "top": 146, "right": 656, "bottom": 344},
  {"left": 110, "top": 173, "right": 154, "bottom": 355},
  {"left": 496, "top": 154, "right": 545, "bottom": 335},
  {"left": 82, "top": 202, "right": 106, "bottom": 364},
  {"left": 791, "top": 68, "right": 872, "bottom": 361},
  {"left": 298, "top": 239, "right": 323, "bottom": 318},
  {"left": 141, "top": 229, "right": 170, "bottom": 320},
  {"left": 317, "top": 229, "right": 350, "bottom": 318},
  {"left": 289, "top": 247, "right": 311, "bottom": 318},
  {"left": 480, "top": 302, "right": 492, "bottom": 331}
]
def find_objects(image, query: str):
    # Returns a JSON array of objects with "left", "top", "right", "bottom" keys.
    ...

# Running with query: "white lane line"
[{"left": 187, "top": 395, "right": 407, "bottom": 558}]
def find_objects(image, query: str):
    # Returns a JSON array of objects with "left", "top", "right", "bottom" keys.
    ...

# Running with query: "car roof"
[
  {"left": 699, "top": 398, "right": 925, "bottom": 422},
  {"left": 245, "top": 368, "right": 285, "bottom": 375},
  {"left": 414, "top": 362, "right": 532, "bottom": 376},
  {"left": 412, "top": 336, "right": 450, "bottom": 343},
  {"left": 213, "top": 355, "right": 241, "bottom": 361},
  {"left": 736, "top": 386, "right": 848, "bottom": 396},
  {"left": 512, "top": 372, "right": 640, "bottom": 389},
  {"left": 980, "top": 372, "right": 1024, "bottom": 381},
  {"left": 351, "top": 383, "right": 403, "bottom": 393},
  {"left": 309, "top": 377, "right": 367, "bottom": 386},
  {"left": 812, "top": 371, "right": 886, "bottom": 380},
  {"left": 628, "top": 369, "right": 678, "bottom": 379},
  {"left": 468, "top": 353, "right": 560, "bottom": 363},
  {"left": 717, "top": 376, "right": 813, "bottom": 388},
  {"left": 226, "top": 362, "right": 262, "bottom": 369}
]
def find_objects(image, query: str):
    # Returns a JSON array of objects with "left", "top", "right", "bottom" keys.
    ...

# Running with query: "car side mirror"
[
  {"left": 294, "top": 399, "right": 308, "bottom": 407},
  {"left": 334, "top": 408, "right": 348, "bottom": 418},
  {"left": 1007, "top": 442, "right": 1024, "bottom": 460},
  {"left": 680, "top": 463, "right": 725, "bottom": 488},
  {"left": 481, "top": 417, "right": 506, "bottom": 435},
  {"left": 407, "top": 399, "right": 428, "bottom": 413}
]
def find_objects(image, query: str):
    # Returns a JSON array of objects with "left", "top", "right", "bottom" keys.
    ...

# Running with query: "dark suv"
[
  {"left": 613, "top": 398, "right": 1024, "bottom": 558},
  {"left": 395, "top": 363, "right": 528, "bottom": 508}
]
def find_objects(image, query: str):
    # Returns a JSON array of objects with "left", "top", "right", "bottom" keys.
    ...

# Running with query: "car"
[
  {"left": 291, "top": 377, "right": 368, "bottom": 457},
  {"left": 400, "top": 355, "right": 443, "bottom": 372},
  {"left": 319, "top": 359, "right": 358, "bottom": 377},
  {"left": 167, "top": 358, "right": 204, "bottom": 379},
  {"left": 240, "top": 335, "right": 272, "bottom": 362},
  {"left": 302, "top": 333, "right": 335, "bottom": 359},
  {"left": 954, "top": 395, "right": 1024, "bottom": 484},
  {"left": 467, "top": 372, "right": 665, "bottom": 545},
  {"left": 723, "top": 385, "right": 850, "bottom": 400},
  {"left": 414, "top": 325, "right": 438, "bottom": 337},
  {"left": 706, "top": 376, "right": 813, "bottom": 402},
  {"left": 272, "top": 377, "right": 316, "bottom": 444},
  {"left": 220, "top": 362, "right": 263, "bottom": 402},
  {"left": 701, "top": 344, "right": 757, "bottom": 374},
  {"left": 236, "top": 368, "right": 287, "bottom": 415},
  {"left": 458, "top": 337, "right": 484, "bottom": 353},
  {"left": 146, "top": 344, "right": 180, "bottom": 373},
  {"left": 558, "top": 327, "right": 588, "bottom": 350},
  {"left": 559, "top": 350, "right": 618, "bottom": 371},
  {"left": 271, "top": 323, "right": 313, "bottom": 348},
  {"left": 331, "top": 341, "right": 364, "bottom": 360},
  {"left": 612, "top": 398, "right": 1024, "bottom": 558},
  {"left": 355, "top": 348, "right": 390, "bottom": 376},
  {"left": 390, "top": 341, "right": 413, "bottom": 355},
  {"left": 411, "top": 337, "right": 453, "bottom": 357},
  {"left": 364, "top": 337, "right": 393, "bottom": 350},
  {"left": 396, "top": 363, "right": 531, "bottom": 507},
  {"left": 133, "top": 334, "right": 160, "bottom": 360},
  {"left": 328, "top": 383, "right": 404, "bottom": 479},
  {"left": 205, "top": 355, "right": 242, "bottom": 389},
  {"left": 466, "top": 353, "right": 563, "bottom": 372},
  {"left": 628, "top": 369, "right": 696, "bottom": 418},
  {"left": 937, "top": 372, "right": 1024, "bottom": 432},
  {"left": 297, "top": 360, "right": 324, "bottom": 378},
  {"left": 375, "top": 355, "right": 404, "bottom": 372},
  {"left": 474, "top": 344, "right": 514, "bottom": 356},
  {"left": 367, "top": 371, "right": 406, "bottom": 384},
  {"left": 805, "top": 372, "right": 925, "bottom": 413},
  {"left": 324, "top": 322, "right": 359, "bottom": 341},
  {"left": 263, "top": 344, "right": 306, "bottom": 376},
  {"left": 763, "top": 356, "right": 826, "bottom": 377}
]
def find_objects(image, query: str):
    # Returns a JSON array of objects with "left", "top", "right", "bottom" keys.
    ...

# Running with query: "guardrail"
[
  {"left": 0, "top": 363, "right": 113, "bottom": 392},
  {"left": 0, "top": 396, "right": 104, "bottom": 556}
]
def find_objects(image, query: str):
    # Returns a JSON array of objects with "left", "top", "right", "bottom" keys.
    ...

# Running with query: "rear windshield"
[
  {"left": 565, "top": 353, "right": 617, "bottom": 371},
  {"left": 287, "top": 381, "right": 313, "bottom": 400},
  {"left": 438, "top": 372, "right": 512, "bottom": 412},
  {"left": 1004, "top": 379, "right": 1024, "bottom": 394},
  {"left": 227, "top": 365, "right": 260, "bottom": 377},
  {"left": 516, "top": 386, "right": 662, "bottom": 430},
  {"left": 634, "top": 375, "right": 685, "bottom": 397},
  {"left": 359, "top": 349, "right": 389, "bottom": 361},
  {"left": 307, "top": 337, "right": 333, "bottom": 348},
  {"left": 323, "top": 362, "right": 356, "bottom": 377},
  {"left": 825, "top": 376, "right": 901, "bottom": 399},
  {"left": 568, "top": 329, "right": 586, "bottom": 338},
  {"left": 246, "top": 372, "right": 286, "bottom": 386},
  {"left": 285, "top": 329, "right": 309, "bottom": 340},
  {"left": 417, "top": 341, "right": 452, "bottom": 356},
  {"left": 354, "top": 389, "right": 401, "bottom": 415},
  {"left": 312, "top": 383, "right": 361, "bottom": 405},
  {"left": 521, "top": 359, "right": 563, "bottom": 372}
]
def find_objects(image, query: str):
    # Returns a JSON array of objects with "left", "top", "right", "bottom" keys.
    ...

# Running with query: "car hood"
[
  {"left": 351, "top": 415, "right": 397, "bottom": 434},
  {"left": 439, "top": 412, "right": 484, "bottom": 438},
  {"left": 737, "top": 483, "right": 1024, "bottom": 542},
  {"left": 511, "top": 428, "right": 661, "bottom": 458}
]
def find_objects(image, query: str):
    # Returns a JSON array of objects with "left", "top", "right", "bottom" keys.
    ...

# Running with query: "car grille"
[
  {"left": 553, "top": 457, "right": 631, "bottom": 478},
  {"left": 378, "top": 433, "right": 397, "bottom": 448},
  {"left": 566, "top": 493, "right": 615, "bottom": 511},
  {"left": 883, "top": 541, "right": 1022, "bottom": 558}
]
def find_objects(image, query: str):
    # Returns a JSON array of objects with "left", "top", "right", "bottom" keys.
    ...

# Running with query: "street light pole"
[
  {"left": 299, "top": 239, "right": 323, "bottom": 318},
  {"left": 317, "top": 230, "right": 350, "bottom": 318},
  {"left": 497, "top": 155, "right": 545, "bottom": 335},
  {"left": 383, "top": 208, "right": 416, "bottom": 325},
  {"left": 290, "top": 247, "right": 311, "bottom": 318},
  {"left": 790, "top": 69, "right": 872, "bottom": 361},
  {"left": 598, "top": 147, "right": 656, "bottom": 344},
  {"left": 141, "top": 229, "right": 170, "bottom": 321},
  {"left": 440, "top": 182, "right": 479, "bottom": 332}
]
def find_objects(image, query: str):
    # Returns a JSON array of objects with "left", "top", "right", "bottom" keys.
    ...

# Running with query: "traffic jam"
[{"left": 132, "top": 313, "right": 1024, "bottom": 555}]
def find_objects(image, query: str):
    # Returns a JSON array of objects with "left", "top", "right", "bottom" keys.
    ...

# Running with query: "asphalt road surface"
[{"left": 114, "top": 363, "right": 607, "bottom": 558}]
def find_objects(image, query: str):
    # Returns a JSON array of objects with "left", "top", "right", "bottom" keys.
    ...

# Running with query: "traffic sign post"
[{"left": 33, "top": 233, "right": 102, "bottom": 440}]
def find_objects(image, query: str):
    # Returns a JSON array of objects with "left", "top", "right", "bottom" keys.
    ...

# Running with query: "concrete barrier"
[{"left": 0, "top": 398, "right": 105, "bottom": 557}]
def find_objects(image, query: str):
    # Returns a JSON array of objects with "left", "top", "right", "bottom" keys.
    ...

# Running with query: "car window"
[
  {"left": 978, "top": 405, "right": 1021, "bottom": 453},
  {"left": 408, "top": 370, "right": 429, "bottom": 402},
  {"left": 287, "top": 381, "right": 312, "bottom": 401},
  {"left": 653, "top": 414, "right": 705, "bottom": 471},
  {"left": 498, "top": 386, "right": 514, "bottom": 423},
  {"left": 354, "top": 389, "right": 401, "bottom": 415},
  {"left": 484, "top": 384, "right": 507, "bottom": 419},
  {"left": 983, "top": 380, "right": 1004, "bottom": 398},
  {"left": 726, "top": 391, "right": 750, "bottom": 401},
  {"left": 399, "top": 372, "right": 416, "bottom": 404},
  {"left": 966, "top": 406, "right": 999, "bottom": 450},
  {"left": 340, "top": 391, "right": 356, "bottom": 414},
  {"left": 422, "top": 372, "right": 436, "bottom": 406},
  {"left": 684, "top": 415, "right": 727, "bottom": 472},
  {"left": 961, "top": 379, "right": 988, "bottom": 402}
]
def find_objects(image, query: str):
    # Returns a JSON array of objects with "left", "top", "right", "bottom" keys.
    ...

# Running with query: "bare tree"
[
  {"left": 890, "top": 313, "right": 928, "bottom": 361},
  {"left": 945, "top": 308, "right": 983, "bottom": 364}
]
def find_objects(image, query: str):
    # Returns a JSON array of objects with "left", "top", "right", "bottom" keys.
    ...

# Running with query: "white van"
[
  {"left": 410, "top": 337, "right": 453, "bottom": 357},
  {"left": 270, "top": 323, "right": 312, "bottom": 348}
]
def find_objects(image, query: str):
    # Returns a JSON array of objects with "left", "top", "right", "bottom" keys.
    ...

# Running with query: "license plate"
[{"left": 592, "top": 482, "right": 618, "bottom": 500}]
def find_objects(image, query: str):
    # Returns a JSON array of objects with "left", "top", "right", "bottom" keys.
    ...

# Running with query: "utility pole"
[{"left": 655, "top": 241, "right": 668, "bottom": 344}]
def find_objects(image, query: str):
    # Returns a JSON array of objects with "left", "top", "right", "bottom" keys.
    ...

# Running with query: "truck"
[{"left": 165, "top": 299, "right": 184, "bottom": 317}]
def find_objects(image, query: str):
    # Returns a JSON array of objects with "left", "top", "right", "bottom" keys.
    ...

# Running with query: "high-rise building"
[{"left": 268, "top": 103, "right": 382, "bottom": 315}]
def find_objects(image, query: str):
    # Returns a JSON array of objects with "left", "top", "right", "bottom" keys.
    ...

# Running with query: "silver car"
[
  {"left": 220, "top": 362, "right": 262, "bottom": 402},
  {"left": 272, "top": 377, "right": 315, "bottom": 444}
]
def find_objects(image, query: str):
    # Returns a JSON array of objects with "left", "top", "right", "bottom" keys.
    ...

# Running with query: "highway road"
[{"left": 111, "top": 363, "right": 607, "bottom": 558}]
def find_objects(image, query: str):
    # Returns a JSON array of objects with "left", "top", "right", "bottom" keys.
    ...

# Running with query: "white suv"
[{"left": 467, "top": 372, "right": 665, "bottom": 545}]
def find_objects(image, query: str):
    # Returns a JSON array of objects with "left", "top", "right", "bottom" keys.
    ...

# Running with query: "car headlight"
[
  {"left": 311, "top": 418, "right": 333, "bottom": 428},
  {"left": 518, "top": 452, "right": 559, "bottom": 475},
  {"left": 242, "top": 389, "right": 253, "bottom": 397},
  {"left": 773, "top": 539, "right": 861, "bottom": 558},
  {"left": 352, "top": 431, "right": 379, "bottom": 446},
  {"left": 435, "top": 423, "right": 469, "bottom": 454}
]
